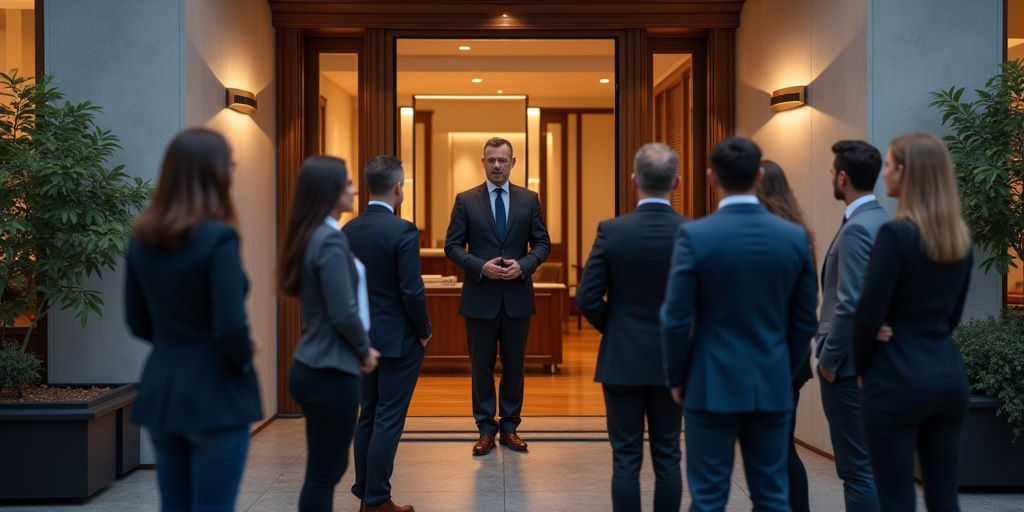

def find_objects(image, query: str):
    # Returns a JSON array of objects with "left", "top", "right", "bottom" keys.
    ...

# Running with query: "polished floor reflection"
[
  {"left": 409, "top": 323, "right": 606, "bottom": 417},
  {"left": 6, "top": 418, "right": 1020, "bottom": 511}
]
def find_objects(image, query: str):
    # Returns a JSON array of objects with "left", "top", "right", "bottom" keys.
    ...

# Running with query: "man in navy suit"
[
  {"left": 344, "top": 156, "right": 432, "bottom": 512},
  {"left": 660, "top": 137, "right": 818, "bottom": 511},
  {"left": 576, "top": 143, "right": 688, "bottom": 512},
  {"left": 445, "top": 137, "right": 551, "bottom": 455}
]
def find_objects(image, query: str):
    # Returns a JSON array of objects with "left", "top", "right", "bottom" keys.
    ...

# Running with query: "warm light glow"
[
  {"left": 458, "top": 45, "right": 471, "bottom": 51},
  {"left": 400, "top": 106, "right": 414, "bottom": 116},
  {"left": 226, "top": 88, "right": 257, "bottom": 114},
  {"left": 414, "top": 94, "right": 527, "bottom": 100},
  {"left": 502, "top": 13, "right": 509, "bottom": 18},
  {"left": 527, "top": 107, "right": 541, "bottom": 117},
  {"left": 599, "top": 78, "right": 610, "bottom": 84},
  {"left": 770, "top": 86, "right": 807, "bottom": 112},
  {"left": 471, "top": 78, "right": 483, "bottom": 83},
  {"left": 497, "top": 89, "right": 504, "bottom": 94}
]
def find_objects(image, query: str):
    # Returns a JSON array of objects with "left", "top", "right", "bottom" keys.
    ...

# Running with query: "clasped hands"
[{"left": 481, "top": 257, "right": 523, "bottom": 280}]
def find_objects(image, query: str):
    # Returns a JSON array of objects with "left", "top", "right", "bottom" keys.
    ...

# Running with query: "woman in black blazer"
[
  {"left": 278, "top": 156, "right": 380, "bottom": 512},
  {"left": 853, "top": 132, "right": 973, "bottom": 511},
  {"left": 125, "top": 128, "right": 262, "bottom": 512}
]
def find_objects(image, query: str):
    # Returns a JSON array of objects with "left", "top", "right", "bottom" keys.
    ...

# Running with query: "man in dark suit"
[
  {"left": 444, "top": 137, "right": 551, "bottom": 455},
  {"left": 344, "top": 156, "right": 432, "bottom": 512},
  {"left": 576, "top": 143, "right": 687, "bottom": 512},
  {"left": 815, "top": 140, "right": 887, "bottom": 512},
  {"left": 660, "top": 136, "right": 818, "bottom": 511}
]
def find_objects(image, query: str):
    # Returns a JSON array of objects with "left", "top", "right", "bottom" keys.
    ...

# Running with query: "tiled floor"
[{"left": 2, "top": 417, "right": 1021, "bottom": 511}]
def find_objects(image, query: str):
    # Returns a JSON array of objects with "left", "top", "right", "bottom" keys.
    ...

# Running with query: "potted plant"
[
  {"left": 930, "top": 60, "right": 1024, "bottom": 487},
  {"left": 0, "top": 69, "right": 152, "bottom": 499}
]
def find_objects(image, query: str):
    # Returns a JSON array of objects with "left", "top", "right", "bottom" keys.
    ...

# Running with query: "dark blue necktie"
[{"left": 494, "top": 188, "right": 506, "bottom": 241}]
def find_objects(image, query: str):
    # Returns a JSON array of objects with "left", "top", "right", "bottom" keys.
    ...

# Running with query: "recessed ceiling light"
[
  {"left": 497, "top": 89, "right": 504, "bottom": 94},
  {"left": 458, "top": 45, "right": 471, "bottom": 51},
  {"left": 502, "top": 13, "right": 509, "bottom": 18},
  {"left": 472, "top": 78, "right": 483, "bottom": 83},
  {"left": 599, "top": 78, "right": 610, "bottom": 84}
]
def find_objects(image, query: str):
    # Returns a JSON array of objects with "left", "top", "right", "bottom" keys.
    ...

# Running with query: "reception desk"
[{"left": 423, "top": 281, "right": 566, "bottom": 371}]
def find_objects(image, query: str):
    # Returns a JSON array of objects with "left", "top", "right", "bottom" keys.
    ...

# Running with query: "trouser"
[
  {"left": 603, "top": 383, "right": 683, "bottom": 512},
  {"left": 149, "top": 426, "right": 250, "bottom": 512},
  {"left": 465, "top": 307, "right": 530, "bottom": 435},
  {"left": 289, "top": 361, "right": 361, "bottom": 512}
]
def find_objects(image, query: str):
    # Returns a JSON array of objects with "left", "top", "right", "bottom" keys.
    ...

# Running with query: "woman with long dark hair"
[
  {"left": 125, "top": 128, "right": 261, "bottom": 511},
  {"left": 854, "top": 132, "right": 973, "bottom": 511},
  {"left": 756, "top": 159, "right": 815, "bottom": 512},
  {"left": 278, "top": 156, "right": 379, "bottom": 512}
]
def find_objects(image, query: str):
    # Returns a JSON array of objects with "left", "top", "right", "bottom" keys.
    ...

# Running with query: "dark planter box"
[
  {"left": 0, "top": 383, "right": 139, "bottom": 500},
  {"left": 957, "top": 394, "right": 1024, "bottom": 488}
]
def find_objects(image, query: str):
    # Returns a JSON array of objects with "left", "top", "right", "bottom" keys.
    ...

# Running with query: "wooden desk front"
[{"left": 423, "top": 282, "right": 565, "bottom": 369}]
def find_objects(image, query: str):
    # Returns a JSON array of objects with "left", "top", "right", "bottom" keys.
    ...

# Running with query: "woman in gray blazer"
[{"left": 278, "top": 156, "right": 380, "bottom": 512}]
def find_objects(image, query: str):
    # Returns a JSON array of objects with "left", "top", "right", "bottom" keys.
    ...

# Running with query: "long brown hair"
[
  {"left": 889, "top": 132, "right": 971, "bottom": 262},
  {"left": 277, "top": 156, "right": 348, "bottom": 297},
  {"left": 132, "top": 128, "right": 235, "bottom": 250},
  {"left": 757, "top": 160, "right": 818, "bottom": 265}
]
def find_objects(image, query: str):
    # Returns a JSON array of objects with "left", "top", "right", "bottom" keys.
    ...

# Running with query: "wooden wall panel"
[
  {"left": 276, "top": 28, "right": 304, "bottom": 416},
  {"left": 617, "top": 28, "right": 650, "bottom": 215},
  {"left": 705, "top": 27, "right": 736, "bottom": 212}
]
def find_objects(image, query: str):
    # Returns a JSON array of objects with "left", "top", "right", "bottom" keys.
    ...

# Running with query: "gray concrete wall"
[
  {"left": 44, "top": 0, "right": 184, "bottom": 385},
  {"left": 868, "top": 0, "right": 1004, "bottom": 321},
  {"left": 185, "top": 0, "right": 277, "bottom": 425},
  {"left": 737, "top": 0, "right": 869, "bottom": 456}
]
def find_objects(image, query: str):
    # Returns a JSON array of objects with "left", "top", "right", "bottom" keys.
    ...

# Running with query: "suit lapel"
[
  {"left": 503, "top": 185, "right": 522, "bottom": 242},
  {"left": 476, "top": 184, "right": 500, "bottom": 240}
]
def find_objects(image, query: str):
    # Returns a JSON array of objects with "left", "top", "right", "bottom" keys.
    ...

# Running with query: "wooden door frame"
[{"left": 272, "top": 4, "right": 739, "bottom": 415}]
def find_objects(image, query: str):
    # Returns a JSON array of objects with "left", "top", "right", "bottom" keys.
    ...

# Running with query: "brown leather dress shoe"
[
  {"left": 362, "top": 499, "right": 414, "bottom": 512},
  {"left": 499, "top": 431, "right": 529, "bottom": 452},
  {"left": 473, "top": 433, "right": 495, "bottom": 455}
]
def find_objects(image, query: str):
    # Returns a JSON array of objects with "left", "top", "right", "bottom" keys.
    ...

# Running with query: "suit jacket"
[
  {"left": 125, "top": 221, "right": 262, "bottom": 431},
  {"left": 816, "top": 199, "right": 889, "bottom": 377},
  {"left": 343, "top": 204, "right": 431, "bottom": 358},
  {"left": 576, "top": 202, "right": 687, "bottom": 386},
  {"left": 852, "top": 220, "right": 973, "bottom": 376},
  {"left": 660, "top": 203, "right": 818, "bottom": 412},
  {"left": 292, "top": 224, "right": 372, "bottom": 377},
  {"left": 444, "top": 182, "right": 551, "bottom": 319}
]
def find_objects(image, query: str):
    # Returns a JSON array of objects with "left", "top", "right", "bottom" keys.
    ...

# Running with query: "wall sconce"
[
  {"left": 769, "top": 86, "right": 806, "bottom": 112},
  {"left": 226, "top": 88, "right": 257, "bottom": 114}
]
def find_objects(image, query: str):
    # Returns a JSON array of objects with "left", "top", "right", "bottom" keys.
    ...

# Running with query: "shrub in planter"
[
  {"left": 0, "top": 342, "right": 41, "bottom": 399},
  {"left": 953, "top": 314, "right": 1024, "bottom": 440}
]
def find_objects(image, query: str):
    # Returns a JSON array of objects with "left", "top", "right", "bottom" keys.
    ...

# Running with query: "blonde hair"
[{"left": 889, "top": 132, "right": 971, "bottom": 262}]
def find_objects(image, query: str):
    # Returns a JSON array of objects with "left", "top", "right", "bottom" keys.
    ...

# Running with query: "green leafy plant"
[
  {"left": 954, "top": 315, "right": 1024, "bottom": 440},
  {"left": 0, "top": 69, "right": 152, "bottom": 358},
  {"left": 930, "top": 59, "right": 1024, "bottom": 275},
  {"left": 0, "top": 343, "right": 41, "bottom": 399}
]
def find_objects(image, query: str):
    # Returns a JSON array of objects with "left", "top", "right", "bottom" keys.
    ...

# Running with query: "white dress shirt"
[
  {"left": 637, "top": 198, "right": 672, "bottom": 208},
  {"left": 367, "top": 200, "right": 395, "bottom": 213},
  {"left": 845, "top": 194, "right": 877, "bottom": 220},
  {"left": 717, "top": 194, "right": 760, "bottom": 209},
  {"left": 324, "top": 216, "right": 370, "bottom": 331},
  {"left": 485, "top": 180, "right": 511, "bottom": 228}
]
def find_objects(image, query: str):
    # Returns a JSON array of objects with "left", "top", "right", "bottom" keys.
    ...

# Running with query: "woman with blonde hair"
[
  {"left": 853, "top": 132, "right": 973, "bottom": 511},
  {"left": 756, "top": 160, "right": 814, "bottom": 512}
]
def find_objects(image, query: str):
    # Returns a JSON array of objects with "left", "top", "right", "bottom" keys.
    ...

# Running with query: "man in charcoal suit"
[
  {"left": 576, "top": 142, "right": 688, "bottom": 512},
  {"left": 444, "top": 137, "right": 550, "bottom": 455},
  {"left": 344, "top": 156, "right": 432, "bottom": 512},
  {"left": 815, "top": 140, "right": 888, "bottom": 512},
  {"left": 660, "top": 136, "right": 818, "bottom": 511}
]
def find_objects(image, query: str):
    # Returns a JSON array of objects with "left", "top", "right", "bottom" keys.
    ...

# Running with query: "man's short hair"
[
  {"left": 364, "top": 155, "right": 404, "bottom": 195},
  {"left": 709, "top": 136, "right": 762, "bottom": 192},
  {"left": 634, "top": 143, "right": 678, "bottom": 194},
  {"left": 483, "top": 137, "right": 513, "bottom": 156},
  {"left": 832, "top": 140, "right": 882, "bottom": 192}
]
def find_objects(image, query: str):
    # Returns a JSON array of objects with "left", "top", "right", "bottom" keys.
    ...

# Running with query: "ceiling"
[{"left": 321, "top": 39, "right": 690, "bottom": 106}]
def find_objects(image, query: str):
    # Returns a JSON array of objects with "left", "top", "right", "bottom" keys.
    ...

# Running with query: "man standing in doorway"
[
  {"left": 661, "top": 136, "right": 818, "bottom": 511},
  {"left": 344, "top": 156, "right": 432, "bottom": 512},
  {"left": 816, "top": 140, "right": 887, "bottom": 512},
  {"left": 576, "top": 143, "right": 688, "bottom": 512},
  {"left": 444, "top": 137, "right": 551, "bottom": 456}
]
